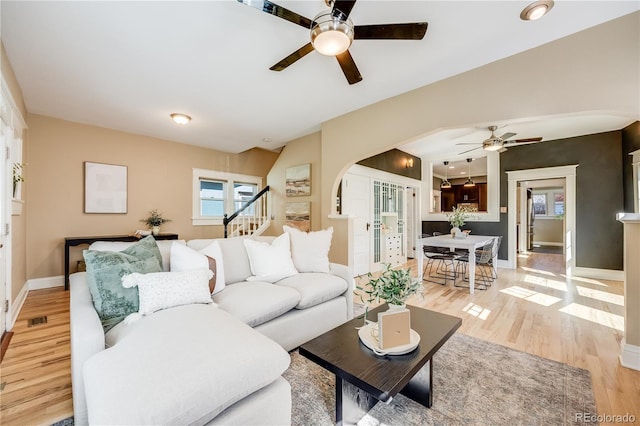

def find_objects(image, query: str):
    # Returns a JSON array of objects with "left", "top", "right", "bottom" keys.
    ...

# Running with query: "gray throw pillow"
[{"left": 84, "top": 236, "right": 163, "bottom": 331}]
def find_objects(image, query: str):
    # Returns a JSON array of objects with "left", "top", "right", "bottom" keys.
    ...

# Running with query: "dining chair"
[
  {"left": 422, "top": 233, "right": 457, "bottom": 286},
  {"left": 454, "top": 238, "right": 495, "bottom": 290},
  {"left": 488, "top": 236, "right": 503, "bottom": 279}
]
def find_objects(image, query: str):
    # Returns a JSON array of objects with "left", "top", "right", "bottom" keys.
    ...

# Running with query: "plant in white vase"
[
  {"left": 446, "top": 206, "right": 475, "bottom": 237},
  {"left": 356, "top": 264, "right": 423, "bottom": 325},
  {"left": 140, "top": 209, "right": 171, "bottom": 235}
]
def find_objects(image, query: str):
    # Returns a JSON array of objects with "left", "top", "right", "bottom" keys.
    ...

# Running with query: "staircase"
[{"left": 223, "top": 186, "right": 270, "bottom": 238}]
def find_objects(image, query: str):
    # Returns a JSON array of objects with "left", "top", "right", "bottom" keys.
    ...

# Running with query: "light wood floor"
[{"left": 1, "top": 253, "right": 638, "bottom": 425}]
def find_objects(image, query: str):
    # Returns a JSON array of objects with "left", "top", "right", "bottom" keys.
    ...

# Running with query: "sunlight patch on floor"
[
  {"left": 576, "top": 286, "right": 624, "bottom": 306},
  {"left": 462, "top": 303, "right": 491, "bottom": 320},
  {"left": 561, "top": 274, "right": 609, "bottom": 287},
  {"left": 524, "top": 274, "right": 568, "bottom": 292},
  {"left": 519, "top": 266, "right": 557, "bottom": 277},
  {"left": 500, "top": 286, "right": 562, "bottom": 307},
  {"left": 559, "top": 303, "right": 624, "bottom": 331}
]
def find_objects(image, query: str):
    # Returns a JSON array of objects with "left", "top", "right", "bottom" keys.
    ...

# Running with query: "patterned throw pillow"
[{"left": 84, "top": 236, "right": 163, "bottom": 331}]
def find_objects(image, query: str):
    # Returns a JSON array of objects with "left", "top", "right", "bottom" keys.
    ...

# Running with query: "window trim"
[
  {"left": 192, "top": 169, "right": 262, "bottom": 226},
  {"left": 532, "top": 188, "right": 564, "bottom": 219}
]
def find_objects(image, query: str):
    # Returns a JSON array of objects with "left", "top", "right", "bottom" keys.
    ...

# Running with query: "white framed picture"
[{"left": 84, "top": 161, "right": 128, "bottom": 213}]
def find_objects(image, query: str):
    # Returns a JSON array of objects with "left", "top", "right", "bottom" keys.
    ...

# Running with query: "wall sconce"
[{"left": 405, "top": 158, "right": 414, "bottom": 168}]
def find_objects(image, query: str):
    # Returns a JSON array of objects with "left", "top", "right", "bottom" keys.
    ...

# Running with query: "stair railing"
[{"left": 223, "top": 185, "right": 270, "bottom": 238}]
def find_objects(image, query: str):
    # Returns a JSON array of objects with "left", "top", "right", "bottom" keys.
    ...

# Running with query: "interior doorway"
[{"left": 507, "top": 165, "right": 577, "bottom": 274}]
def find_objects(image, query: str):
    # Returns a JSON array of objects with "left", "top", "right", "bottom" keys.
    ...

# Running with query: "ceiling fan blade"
[
  {"left": 513, "top": 137, "right": 543, "bottom": 143},
  {"left": 456, "top": 143, "right": 481, "bottom": 146},
  {"left": 336, "top": 50, "right": 362, "bottom": 85},
  {"left": 498, "top": 132, "right": 517, "bottom": 141},
  {"left": 269, "top": 43, "right": 315, "bottom": 71},
  {"left": 332, "top": 0, "right": 357, "bottom": 19},
  {"left": 237, "top": 0, "right": 312, "bottom": 29},
  {"left": 458, "top": 146, "right": 482, "bottom": 155},
  {"left": 354, "top": 23, "right": 428, "bottom": 40}
]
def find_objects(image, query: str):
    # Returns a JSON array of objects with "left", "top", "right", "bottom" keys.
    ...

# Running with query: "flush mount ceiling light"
[
  {"left": 441, "top": 161, "right": 452, "bottom": 189},
  {"left": 464, "top": 158, "right": 475, "bottom": 187},
  {"left": 170, "top": 113, "right": 191, "bottom": 125},
  {"left": 520, "top": 0, "right": 554, "bottom": 21},
  {"left": 310, "top": 11, "right": 354, "bottom": 56}
]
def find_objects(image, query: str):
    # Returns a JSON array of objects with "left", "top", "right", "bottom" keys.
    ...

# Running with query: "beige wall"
[
  {"left": 2, "top": 42, "right": 29, "bottom": 305},
  {"left": 25, "top": 114, "right": 279, "bottom": 279},
  {"left": 533, "top": 218, "right": 563, "bottom": 244},
  {"left": 266, "top": 132, "right": 321, "bottom": 235}
]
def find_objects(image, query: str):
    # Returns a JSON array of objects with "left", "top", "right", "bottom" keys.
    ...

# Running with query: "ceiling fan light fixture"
[
  {"left": 310, "top": 11, "right": 354, "bottom": 56},
  {"left": 483, "top": 141, "right": 503, "bottom": 151},
  {"left": 520, "top": 1, "right": 554, "bottom": 21}
]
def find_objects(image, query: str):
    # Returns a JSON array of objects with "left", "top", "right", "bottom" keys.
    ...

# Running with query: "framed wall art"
[
  {"left": 285, "top": 163, "right": 311, "bottom": 197},
  {"left": 84, "top": 161, "right": 128, "bottom": 213},
  {"left": 285, "top": 201, "right": 310, "bottom": 232}
]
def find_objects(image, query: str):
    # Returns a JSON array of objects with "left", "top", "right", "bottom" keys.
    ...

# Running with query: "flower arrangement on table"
[
  {"left": 140, "top": 209, "right": 171, "bottom": 235},
  {"left": 445, "top": 206, "right": 476, "bottom": 238}
]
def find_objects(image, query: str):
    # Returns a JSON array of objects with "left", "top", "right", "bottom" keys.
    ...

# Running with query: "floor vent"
[{"left": 28, "top": 316, "right": 48, "bottom": 327}]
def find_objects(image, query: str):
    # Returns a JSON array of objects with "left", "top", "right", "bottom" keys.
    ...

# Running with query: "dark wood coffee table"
[{"left": 299, "top": 304, "right": 462, "bottom": 425}]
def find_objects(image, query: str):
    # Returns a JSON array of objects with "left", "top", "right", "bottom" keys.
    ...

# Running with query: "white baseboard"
[
  {"left": 496, "top": 259, "right": 511, "bottom": 269},
  {"left": 28, "top": 275, "right": 64, "bottom": 290},
  {"left": 8, "top": 282, "right": 28, "bottom": 330},
  {"left": 572, "top": 267, "right": 624, "bottom": 282},
  {"left": 620, "top": 341, "right": 640, "bottom": 371}
]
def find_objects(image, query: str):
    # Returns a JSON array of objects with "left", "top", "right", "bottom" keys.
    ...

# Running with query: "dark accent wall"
[
  {"left": 357, "top": 149, "right": 422, "bottom": 180},
  {"left": 424, "top": 130, "right": 624, "bottom": 270},
  {"left": 622, "top": 121, "right": 640, "bottom": 212}
]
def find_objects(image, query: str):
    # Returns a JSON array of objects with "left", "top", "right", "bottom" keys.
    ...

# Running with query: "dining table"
[{"left": 417, "top": 234, "right": 498, "bottom": 294}]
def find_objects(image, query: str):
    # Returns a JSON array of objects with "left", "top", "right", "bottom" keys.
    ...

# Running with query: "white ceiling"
[{"left": 1, "top": 1, "right": 638, "bottom": 154}]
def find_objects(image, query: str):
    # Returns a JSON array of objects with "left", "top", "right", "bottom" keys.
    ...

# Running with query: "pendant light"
[
  {"left": 441, "top": 161, "right": 452, "bottom": 189},
  {"left": 464, "top": 158, "right": 475, "bottom": 187}
]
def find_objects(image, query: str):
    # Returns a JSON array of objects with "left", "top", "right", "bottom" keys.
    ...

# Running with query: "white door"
[
  {"left": 1, "top": 121, "right": 8, "bottom": 335},
  {"left": 342, "top": 173, "right": 371, "bottom": 276}
]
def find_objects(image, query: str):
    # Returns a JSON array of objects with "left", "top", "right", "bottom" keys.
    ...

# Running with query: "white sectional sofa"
[{"left": 70, "top": 232, "right": 354, "bottom": 425}]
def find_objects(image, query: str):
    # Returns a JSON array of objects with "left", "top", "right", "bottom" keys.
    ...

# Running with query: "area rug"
[{"left": 283, "top": 333, "right": 597, "bottom": 426}]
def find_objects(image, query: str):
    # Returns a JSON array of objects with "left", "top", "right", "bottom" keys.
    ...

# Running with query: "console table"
[{"left": 64, "top": 233, "right": 179, "bottom": 290}]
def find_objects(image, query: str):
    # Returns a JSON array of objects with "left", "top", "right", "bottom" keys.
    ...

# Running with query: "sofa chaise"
[{"left": 70, "top": 229, "right": 354, "bottom": 425}]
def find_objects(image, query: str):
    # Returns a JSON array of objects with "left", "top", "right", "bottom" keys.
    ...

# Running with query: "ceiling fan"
[
  {"left": 457, "top": 125, "right": 543, "bottom": 155},
  {"left": 237, "top": 0, "right": 428, "bottom": 85}
]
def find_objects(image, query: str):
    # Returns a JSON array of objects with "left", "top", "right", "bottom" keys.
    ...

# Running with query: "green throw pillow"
[{"left": 84, "top": 236, "right": 163, "bottom": 331}]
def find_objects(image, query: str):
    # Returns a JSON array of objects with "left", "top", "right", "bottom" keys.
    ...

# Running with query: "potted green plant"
[
  {"left": 140, "top": 209, "right": 171, "bottom": 235},
  {"left": 356, "top": 263, "right": 423, "bottom": 324},
  {"left": 12, "top": 163, "right": 25, "bottom": 199}
]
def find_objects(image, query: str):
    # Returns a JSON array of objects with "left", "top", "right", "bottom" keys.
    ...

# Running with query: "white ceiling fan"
[{"left": 457, "top": 125, "right": 543, "bottom": 155}]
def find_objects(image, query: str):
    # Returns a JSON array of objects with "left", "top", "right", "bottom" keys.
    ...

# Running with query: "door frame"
[{"left": 507, "top": 165, "right": 577, "bottom": 273}]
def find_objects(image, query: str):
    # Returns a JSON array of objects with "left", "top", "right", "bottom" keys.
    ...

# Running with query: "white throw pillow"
[
  {"left": 122, "top": 269, "right": 215, "bottom": 322},
  {"left": 170, "top": 241, "right": 226, "bottom": 294},
  {"left": 283, "top": 225, "right": 333, "bottom": 273},
  {"left": 243, "top": 233, "right": 298, "bottom": 283}
]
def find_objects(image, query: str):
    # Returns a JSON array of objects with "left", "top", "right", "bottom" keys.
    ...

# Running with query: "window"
[
  {"left": 532, "top": 193, "right": 547, "bottom": 215},
  {"left": 192, "top": 169, "right": 262, "bottom": 226},
  {"left": 532, "top": 188, "right": 564, "bottom": 218}
]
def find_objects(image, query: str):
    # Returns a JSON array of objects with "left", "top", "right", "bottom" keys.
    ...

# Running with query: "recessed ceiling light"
[
  {"left": 262, "top": 137, "right": 272, "bottom": 143},
  {"left": 520, "top": 1, "right": 554, "bottom": 21},
  {"left": 170, "top": 113, "right": 191, "bottom": 125}
]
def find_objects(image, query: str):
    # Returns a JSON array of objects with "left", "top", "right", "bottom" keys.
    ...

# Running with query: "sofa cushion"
[
  {"left": 244, "top": 233, "right": 298, "bottom": 283},
  {"left": 88, "top": 237, "right": 182, "bottom": 272},
  {"left": 121, "top": 269, "right": 215, "bottom": 321},
  {"left": 83, "top": 236, "right": 163, "bottom": 331},
  {"left": 276, "top": 273, "right": 348, "bottom": 309},
  {"left": 283, "top": 225, "right": 333, "bottom": 273},
  {"left": 170, "top": 242, "right": 225, "bottom": 294},
  {"left": 213, "top": 281, "right": 300, "bottom": 327},
  {"left": 83, "top": 304, "right": 290, "bottom": 425},
  {"left": 189, "top": 237, "right": 253, "bottom": 284}
]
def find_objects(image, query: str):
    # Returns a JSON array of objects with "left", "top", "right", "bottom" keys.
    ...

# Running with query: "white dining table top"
[{"left": 418, "top": 234, "right": 496, "bottom": 249}]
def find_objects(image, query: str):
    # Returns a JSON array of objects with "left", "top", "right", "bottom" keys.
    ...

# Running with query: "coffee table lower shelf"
[{"left": 299, "top": 304, "right": 461, "bottom": 426}]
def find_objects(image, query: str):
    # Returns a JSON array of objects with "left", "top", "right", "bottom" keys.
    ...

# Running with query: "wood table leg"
[
  {"left": 400, "top": 358, "right": 433, "bottom": 408},
  {"left": 336, "top": 376, "right": 378, "bottom": 426}
]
